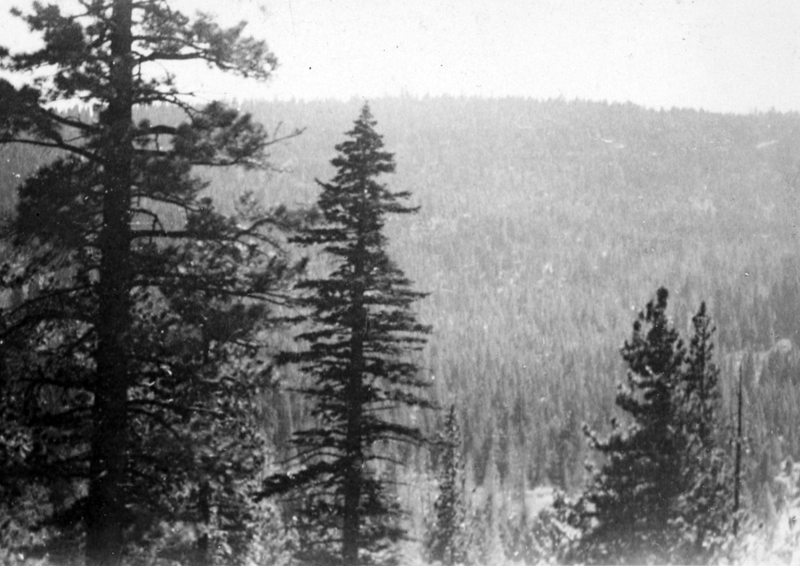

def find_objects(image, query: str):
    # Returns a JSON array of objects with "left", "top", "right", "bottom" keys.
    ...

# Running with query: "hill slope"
[{"left": 3, "top": 96, "right": 799, "bottom": 491}]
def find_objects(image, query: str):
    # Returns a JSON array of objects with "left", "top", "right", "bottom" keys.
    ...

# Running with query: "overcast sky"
[{"left": 5, "top": 0, "right": 800, "bottom": 114}]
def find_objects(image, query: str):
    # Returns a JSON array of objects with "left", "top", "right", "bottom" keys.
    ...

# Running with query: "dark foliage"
[
  {"left": 0, "top": 2, "right": 303, "bottom": 564},
  {"left": 5, "top": 97, "right": 800, "bottom": 507},
  {"left": 261, "top": 104, "right": 432, "bottom": 565},
  {"left": 675, "top": 303, "right": 735, "bottom": 562},
  {"left": 567, "top": 288, "right": 731, "bottom": 564}
]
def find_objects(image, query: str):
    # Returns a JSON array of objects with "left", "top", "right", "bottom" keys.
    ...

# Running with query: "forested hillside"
[{"left": 3, "top": 95, "right": 800, "bottom": 539}]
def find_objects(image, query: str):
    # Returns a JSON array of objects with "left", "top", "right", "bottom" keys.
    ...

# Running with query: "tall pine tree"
[
  {"left": 262, "top": 104, "right": 432, "bottom": 566},
  {"left": 569, "top": 288, "right": 690, "bottom": 564},
  {"left": 0, "top": 2, "right": 301, "bottom": 564}
]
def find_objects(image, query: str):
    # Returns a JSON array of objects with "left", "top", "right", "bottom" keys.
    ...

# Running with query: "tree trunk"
[
  {"left": 342, "top": 371, "right": 363, "bottom": 566},
  {"left": 86, "top": 1, "right": 134, "bottom": 564},
  {"left": 342, "top": 242, "right": 367, "bottom": 566}
]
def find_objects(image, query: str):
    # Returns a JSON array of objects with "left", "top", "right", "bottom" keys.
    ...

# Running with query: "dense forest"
[
  {"left": 6, "top": 98, "right": 799, "bottom": 468},
  {"left": 2, "top": 2, "right": 800, "bottom": 564},
  {"left": 4, "top": 93, "right": 800, "bottom": 564}
]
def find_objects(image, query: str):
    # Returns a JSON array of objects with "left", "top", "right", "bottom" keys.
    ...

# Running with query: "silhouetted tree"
[
  {"left": 569, "top": 288, "right": 690, "bottom": 564},
  {"left": 567, "top": 290, "right": 734, "bottom": 564},
  {"left": 261, "top": 104, "right": 432, "bottom": 565},
  {"left": 0, "top": 1, "right": 301, "bottom": 564}
]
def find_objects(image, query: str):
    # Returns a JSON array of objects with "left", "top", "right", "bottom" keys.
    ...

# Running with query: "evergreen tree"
[
  {"left": 676, "top": 302, "right": 734, "bottom": 563},
  {"left": 569, "top": 288, "right": 690, "bottom": 564},
  {"left": 261, "top": 104, "right": 432, "bottom": 565},
  {"left": 0, "top": 2, "right": 301, "bottom": 564},
  {"left": 426, "top": 404, "right": 467, "bottom": 566},
  {"left": 568, "top": 289, "right": 734, "bottom": 564}
]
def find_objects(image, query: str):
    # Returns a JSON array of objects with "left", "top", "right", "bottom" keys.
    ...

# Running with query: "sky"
[{"left": 4, "top": 0, "right": 800, "bottom": 114}]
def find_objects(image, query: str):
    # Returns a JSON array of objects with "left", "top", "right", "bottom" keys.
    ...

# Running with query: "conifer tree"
[
  {"left": 569, "top": 289, "right": 732, "bottom": 564},
  {"left": 261, "top": 104, "right": 432, "bottom": 565},
  {"left": 682, "top": 305, "right": 717, "bottom": 438},
  {"left": 0, "top": 2, "right": 301, "bottom": 564},
  {"left": 570, "top": 288, "right": 690, "bottom": 564},
  {"left": 426, "top": 404, "right": 467, "bottom": 566},
  {"left": 677, "top": 303, "right": 734, "bottom": 562}
]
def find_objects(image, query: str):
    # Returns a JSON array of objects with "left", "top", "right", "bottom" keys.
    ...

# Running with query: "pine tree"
[
  {"left": 568, "top": 289, "right": 733, "bottom": 564},
  {"left": 0, "top": 2, "right": 301, "bottom": 564},
  {"left": 261, "top": 104, "right": 432, "bottom": 565},
  {"left": 426, "top": 404, "right": 467, "bottom": 566},
  {"left": 676, "top": 302, "right": 734, "bottom": 563},
  {"left": 570, "top": 288, "right": 690, "bottom": 564}
]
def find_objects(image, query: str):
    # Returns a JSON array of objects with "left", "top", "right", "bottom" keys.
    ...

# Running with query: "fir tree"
[
  {"left": 0, "top": 2, "right": 301, "bottom": 564},
  {"left": 426, "top": 404, "right": 467, "bottom": 566},
  {"left": 261, "top": 104, "right": 432, "bottom": 565}
]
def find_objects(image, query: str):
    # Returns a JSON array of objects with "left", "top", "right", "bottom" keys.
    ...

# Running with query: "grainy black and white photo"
[{"left": 2, "top": 1, "right": 800, "bottom": 565}]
